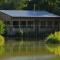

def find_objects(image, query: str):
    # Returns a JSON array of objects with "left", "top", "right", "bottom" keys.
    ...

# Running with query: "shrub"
[
  {"left": 0, "top": 35, "right": 5, "bottom": 55},
  {"left": 0, "top": 20, "right": 5, "bottom": 35},
  {"left": 0, "top": 35, "right": 5, "bottom": 46},
  {"left": 46, "top": 31, "right": 60, "bottom": 44}
]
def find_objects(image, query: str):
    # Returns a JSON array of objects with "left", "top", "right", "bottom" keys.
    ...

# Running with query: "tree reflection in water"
[{"left": 45, "top": 44, "right": 60, "bottom": 55}]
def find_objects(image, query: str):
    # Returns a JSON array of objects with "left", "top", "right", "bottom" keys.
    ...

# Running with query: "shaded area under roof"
[{"left": 0, "top": 10, "right": 59, "bottom": 17}]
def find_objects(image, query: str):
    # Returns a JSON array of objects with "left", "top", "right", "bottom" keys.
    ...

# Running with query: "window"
[
  {"left": 13, "top": 21, "right": 19, "bottom": 28},
  {"left": 54, "top": 21, "right": 59, "bottom": 25},
  {"left": 47, "top": 21, "right": 52, "bottom": 28},
  {"left": 5, "top": 21, "right": 10, "bottom": 25},
  {"left": 20, "top": 21, "right": 26, "bottom": 28},
  {"left": 40, "top": 21, "right": 46, "bottom": 28},
  {"left": 54, "top": 21, "right": 59, "bottom": 28},
  {"left": 27, "top": 21, "right": 33, "bottom": 28}
]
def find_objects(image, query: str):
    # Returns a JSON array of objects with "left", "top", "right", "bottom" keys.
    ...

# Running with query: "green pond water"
[{"left": 0, "top": 41, "right": 60, "bottom": 60}]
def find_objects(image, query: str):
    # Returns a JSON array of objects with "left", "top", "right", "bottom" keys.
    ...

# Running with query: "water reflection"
[
  {"left": 1, "top": 41, "right": 60, "bottom": 57},
  {"left": 45, "top": 44, "right": 60, "bottom": 55},
  {"left": 0, "top": 46, "right": 5, "bottom": 56}
]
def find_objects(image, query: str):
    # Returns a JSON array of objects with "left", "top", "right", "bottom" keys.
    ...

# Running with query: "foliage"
[
  {"left": 0, "top": 35, "right": 5, "bottom": 46},
  {"left": 0, "top": 46, "right": 5, "bottom": 56},
  {"left": 0, "top": 0, "right": 60, "bottom": 15},
  {"left": 15, "top": 0, "right": 28, "bottom": 10},
  {"left": 46, "top": 31, "right": 60, "bottom": 43},
  {"left": 45, "top": 44, "right": 60, "bottom": 55},
  {"left": 0, "top": 35, "right": 5, "bottom": 55},
  {"left": 0, "top": 20, "right": 5, "bottom": 35},
  {"left": 0, "top": 20, "right": 5, "bottom": 55},
  {"left": 0, "top": 0, "right": 28, "bottom": 10}
]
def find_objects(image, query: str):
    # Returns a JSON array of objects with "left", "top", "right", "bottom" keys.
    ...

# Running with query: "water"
[
  {"left": 3, "top": 55, "right": 56, "bottom": 60},
  {"left": 0, "top": 41, "right": 60, "bottom": 60},
  {"left": 45, "top": 44, "right": 60, "bottom": 55}
]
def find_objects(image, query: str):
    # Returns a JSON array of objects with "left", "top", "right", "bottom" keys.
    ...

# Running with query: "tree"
[
  {"left": 0, "top": 0, "right": 28, "bottom": 10},
  {"left": 15, "top": 0, "right": 28, "bottom": 10},
  {"left": 0, "top": 20, "right": 5, "bottom": 35},
  {"left": 0, "top": 0, "right": 60, "bottom": 15}
]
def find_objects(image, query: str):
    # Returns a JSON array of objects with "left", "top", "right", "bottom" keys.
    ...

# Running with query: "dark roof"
[{"left": 0, "top": 10, "right": 59, "bottom": 17}]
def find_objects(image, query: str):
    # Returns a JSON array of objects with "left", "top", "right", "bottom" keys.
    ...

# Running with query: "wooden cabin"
[{"left": 0, "top": 10, "right": 60, "bottom": 39}]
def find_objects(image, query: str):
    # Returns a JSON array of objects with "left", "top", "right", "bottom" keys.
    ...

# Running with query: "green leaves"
[
  {"left": 47, "top": 32, "right": 60, "bottom": 41},
  {"left": 46, "top": 31, "right": 60, "bottom": 44},
  {"left": 0, "top": 20, "right": 5, "bottom": 35},
  {"left": 0, "top": 0, "right": 60, "bottom": 15},
  {"left": 0, "top": 35, "right": 5, "bottom": 46}
]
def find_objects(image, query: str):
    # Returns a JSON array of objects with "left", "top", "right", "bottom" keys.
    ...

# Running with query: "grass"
[{"left": 48, "top": 56, "right": 60, "bottom": 60}]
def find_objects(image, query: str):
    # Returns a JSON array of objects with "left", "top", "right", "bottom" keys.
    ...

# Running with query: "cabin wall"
[{"left": 5, "top": 17, "right": 60, "bottom": 40}]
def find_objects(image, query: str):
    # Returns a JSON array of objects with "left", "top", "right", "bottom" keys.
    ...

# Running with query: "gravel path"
[{"left": 4, "top": 55, "right": 55, "bottom": 60}]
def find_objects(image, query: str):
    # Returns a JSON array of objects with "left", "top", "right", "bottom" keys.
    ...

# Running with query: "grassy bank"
[{"left": 49, "top": 56, "right": 60, "bottom": 60}]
